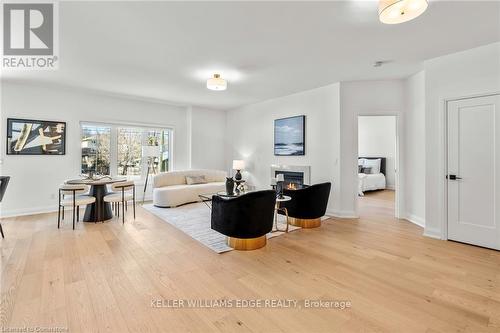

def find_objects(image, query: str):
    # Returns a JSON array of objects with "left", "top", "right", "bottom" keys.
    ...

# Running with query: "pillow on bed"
[
  {"left": 363, "top": 159, "right": 381, "bottom": 174},
  {"left": 362, "top": 167, "right": 372, "bottom": 174},
  {"left": 358, "top": 158, "right": 366, "bottom": 166}
]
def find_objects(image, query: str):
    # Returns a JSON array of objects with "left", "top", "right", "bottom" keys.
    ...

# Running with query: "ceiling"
[{"left": 2, "top": 1, "right": 500, "bottom": 110}]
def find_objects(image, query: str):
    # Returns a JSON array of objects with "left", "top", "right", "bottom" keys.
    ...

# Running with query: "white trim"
[
  {"left": 423, "top": 227, "right": 442, "bottom": 240},
  {"left": 0, "top": 185, "right": 151, "bottom": 218},
  {"left": 404, "top": 214, "right": 425, "bottom": 228},
  {"left": 0, "top": 206, "right": 58, "bottom": 218},
  {"left": 355, "top": 114, "right": 403, "bottom": 219},
  {"left": 327, "top": 210, "right": 359, "bottom": 219},
  {"left": 81, "top": 120, "right": 177, "bottom": 132}
]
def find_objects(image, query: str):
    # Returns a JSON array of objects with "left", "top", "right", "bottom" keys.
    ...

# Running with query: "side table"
[{"left": 273, "top": 195, "right": 291, "bottom": 233}]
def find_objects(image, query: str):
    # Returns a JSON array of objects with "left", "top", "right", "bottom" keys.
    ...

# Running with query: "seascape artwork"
[{"left": 274, "top": 115, "right": 305, "bottom": 156}]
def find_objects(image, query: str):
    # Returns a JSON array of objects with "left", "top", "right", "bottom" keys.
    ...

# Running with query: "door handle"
[{"left": 447, "top": 174, "right": 462, "bottom": 180}]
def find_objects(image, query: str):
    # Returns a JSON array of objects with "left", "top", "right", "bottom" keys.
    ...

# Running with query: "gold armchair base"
[
  {"left": 227, "top": 235, "right": 267, "bottom": 251},
  {"left": 289, "top": 217, "right": 321, "bottom": 228}
]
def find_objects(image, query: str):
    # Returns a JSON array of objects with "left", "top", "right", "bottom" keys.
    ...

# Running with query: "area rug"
[{"left": 142, "top": 202, "right": 301, "bottom": 253}]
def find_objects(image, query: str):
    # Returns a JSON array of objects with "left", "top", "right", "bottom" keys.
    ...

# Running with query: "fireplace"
[
  {"left": 275, "top": 171, "right": 304, "bottom": 189},
  {"left": 271, "top": 165, "right": 311, "bottom": 190}
]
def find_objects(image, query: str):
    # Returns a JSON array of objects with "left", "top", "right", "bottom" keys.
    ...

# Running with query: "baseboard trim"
[
  {"left": 327, "top": 210, "right": 359, "bottom": 219},
  {"left": 423, "top": 227, "right": 442, "bottom": 240},
  {"left": 1, "top": 195, "right": 153, "bottom": 218},
  {"left": 0, "top": 206, "right": 58, "bottom": 218},
  {"left": 404, "top": 214, "right": 425, "bottom": 228},
  {"left": 386, "top": 185, "right": 396, "bottom": 190}
]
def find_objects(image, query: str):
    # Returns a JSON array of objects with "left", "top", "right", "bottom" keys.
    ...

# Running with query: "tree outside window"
[
  {"left": 80, "top": 123, "right": 171, "bottom": 180},
  {"left": 117, "top": 128, "right": 142, "bottom": 177},
  {"left": 81, "top": 125, "right": 111, "bottom": 175}
]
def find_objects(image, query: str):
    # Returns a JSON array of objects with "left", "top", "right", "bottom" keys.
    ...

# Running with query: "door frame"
[
  {"left": 356, "top": 114, "right": 402, "bottom": 219},
  {"left": 443, "top": 92, "right": 500, "bottom": 241}
]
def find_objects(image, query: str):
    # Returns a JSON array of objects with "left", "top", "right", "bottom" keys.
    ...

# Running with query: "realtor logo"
[{"left": 2, "top": 2, "right": 58, "bottom": 70}]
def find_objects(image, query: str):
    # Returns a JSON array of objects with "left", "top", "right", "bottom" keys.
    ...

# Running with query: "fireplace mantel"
[{"left": 270, "top": 165, "right": 311, "bottom": 185}]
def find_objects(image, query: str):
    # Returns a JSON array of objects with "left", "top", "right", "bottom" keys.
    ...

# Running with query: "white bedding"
[{"left": 358, "top": 173, "right": 386, "bottom": 195}]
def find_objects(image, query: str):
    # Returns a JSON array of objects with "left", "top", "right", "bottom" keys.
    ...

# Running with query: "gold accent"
[
  {"left": 273, "top": 204, "right": 289, "bottom": 233},
  {"left": 214, "top": 74, "right": 220, "bottom": 79},
  {"left": 227, "top": 235, "right": 267, "bottom": 251},
  {"left": 14, "top": 123, "right": 32, "bottom": 152},
  {"left": 289, "top": 217, "right": 321, "bottom": 228}
]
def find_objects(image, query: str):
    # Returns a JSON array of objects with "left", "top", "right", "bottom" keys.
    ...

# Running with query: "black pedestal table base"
[{"left": 84, "top": 184, "right": 113, "bottom": 222}]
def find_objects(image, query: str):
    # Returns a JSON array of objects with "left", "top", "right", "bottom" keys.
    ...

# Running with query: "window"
[
  {"left": 81, "top": 125, "right": 111, "bottom": 175},
  {"left": 117, "top": 127, "right": 143, "bottom": 177},
  {"left": 80, "top": 123, "right": 171, "bottom": 181},
  {"left": 146, "top": 129, "right": 170, "bottom": 173}
]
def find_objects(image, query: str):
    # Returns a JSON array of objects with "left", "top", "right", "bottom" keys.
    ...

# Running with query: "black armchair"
[
  {"left": 279, "top": 182, "right": 331, "bottom": 228},
  {"left": 211, "top": 190, "right": 276, "bottom": 250},
  {"left": 0, "top": 176, "right": 11, "bottom": 238}
]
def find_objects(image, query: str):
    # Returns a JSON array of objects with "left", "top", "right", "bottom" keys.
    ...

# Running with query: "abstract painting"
[
  {"left": 274, "top": 115, "right": 305, "bottom": 156},
  {"left": 7, "top": 118, "right": 66, "bottom": 155}
]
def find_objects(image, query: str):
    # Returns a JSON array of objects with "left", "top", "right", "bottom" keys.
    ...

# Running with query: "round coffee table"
[{"left": 65, "top": 177, "right": 126, "bottom": 222}]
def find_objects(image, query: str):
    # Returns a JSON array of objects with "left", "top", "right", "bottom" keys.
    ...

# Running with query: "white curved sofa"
[{"left": 153, "top": 169, "right": 227, "bottom": 207}]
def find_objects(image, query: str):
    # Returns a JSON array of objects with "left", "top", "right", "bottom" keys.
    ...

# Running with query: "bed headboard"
[{"left": 359, "top": 157, "right": 386, "bottom": 175}]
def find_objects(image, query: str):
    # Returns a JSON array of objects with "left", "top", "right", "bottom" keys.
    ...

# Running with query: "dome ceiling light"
[
  {"left": 206, "top": 74, "right": 227, "bottom": 91},
  {"left": 379, "top": 0, "right": 429, "bottom": 24}
]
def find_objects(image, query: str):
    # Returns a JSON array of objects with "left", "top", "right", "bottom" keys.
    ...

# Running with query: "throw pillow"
[
  {"left": 362, "top": 167, "right": 372, "bottom": 174},
  {"left": 364, "top": 159, "right": 381, "bottom": 174},
  {"left": 186, "top": 175, "right": 207, "bottom": 185}
]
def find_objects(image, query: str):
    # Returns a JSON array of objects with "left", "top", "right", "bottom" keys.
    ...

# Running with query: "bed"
[{"left": 358, "top": 157, "right": 386, "bottom": 196}]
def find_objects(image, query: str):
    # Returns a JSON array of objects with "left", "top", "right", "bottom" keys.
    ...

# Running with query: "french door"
[{"left": 447, "top": 94, "right": 500, "bottom": 250}]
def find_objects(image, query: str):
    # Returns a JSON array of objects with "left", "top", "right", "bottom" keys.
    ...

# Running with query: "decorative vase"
[{"left": 225, "top": 177, "right": 234, "bottom": 195}]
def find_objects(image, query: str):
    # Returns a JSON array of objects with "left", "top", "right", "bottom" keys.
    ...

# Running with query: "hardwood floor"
[
  {"left": 358, "top": 189, "right": 396, "bottom": 219},
  {"left": 1, "top": 199, "right": 500, "bottom": 332}
]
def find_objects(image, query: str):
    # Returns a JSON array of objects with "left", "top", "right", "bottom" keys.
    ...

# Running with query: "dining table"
[{"left": 66, "top": 177, "right": 126, "bottom": 222}]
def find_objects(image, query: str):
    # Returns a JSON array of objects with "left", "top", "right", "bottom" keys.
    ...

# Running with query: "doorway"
[
  {"left": 357, "top": 115, "right": 398, "bottom": 219},
  {"left": 446, "top": 94, "right": 500, "bottom": 250}
]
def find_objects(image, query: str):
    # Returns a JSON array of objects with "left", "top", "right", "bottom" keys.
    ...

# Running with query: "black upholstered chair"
[
  {"left": 279, "top": 182, "right": 331, "bottom": 228},
  {"left": 211, "top": 190, "right": 276, "bottom": 250},
  {"left": 0, "top": 176, "right": 10, "bottom": 238}
]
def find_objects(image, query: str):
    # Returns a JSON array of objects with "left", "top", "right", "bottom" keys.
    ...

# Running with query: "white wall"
[
  {"left": 225, "top": 78, "right": 427, "bottom": 224},
  {"left": 424, "top": 42, "right": 500, "bottom": 239},
  {"left": 5, "top": 41, "right": 497, "bottom": 231},
  {"left": 226, "top": 83, "right": 341, "bottom": 214},
  {"left": 0, "top": 82, "right": 226, "bottom": 217},
  {"left": 404, "top": 71, "right": 426, "bottom": 227},
  {"left": 339, "top": 80, "right": 406, "bottom": 218},
  {"left": 358, "top": 116, "right": 396, "bottom": 188},
  {"left": 189, "top": 106, "right": 226, "bottom": 171}
]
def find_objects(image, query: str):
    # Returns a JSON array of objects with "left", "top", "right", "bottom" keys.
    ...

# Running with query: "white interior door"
[{"left": 447, "top": 95, "right": 500, "bottom": 250}]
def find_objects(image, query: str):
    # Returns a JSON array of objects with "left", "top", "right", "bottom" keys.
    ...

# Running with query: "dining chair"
[
  {"left": 0, "top": 176, "right": 11, "bottom": 238},
  {"left": 58, "top": 184, "right": 96, "bottom": 230},
  {"left": 62, "top": 179, "right": 90, "bottom": 221},
  {"left": 104, "top": 181, "right": 136, "bottom": 224}
]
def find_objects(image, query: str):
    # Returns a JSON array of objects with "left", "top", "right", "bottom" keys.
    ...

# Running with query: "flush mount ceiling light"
[
  {"left": 379, "top": 0, "right": 428, "bottom": 24},
  {"left": 206, "top": 74, "right": 227, "bottom": 91}
]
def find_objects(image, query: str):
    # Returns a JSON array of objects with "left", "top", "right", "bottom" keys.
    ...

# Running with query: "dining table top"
[{"left": 65, "top": 176, "right": 127, "bottom": 186}]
